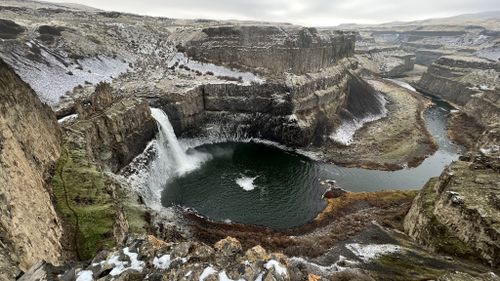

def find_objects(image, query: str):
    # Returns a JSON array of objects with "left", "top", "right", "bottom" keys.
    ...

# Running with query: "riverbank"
[{"left": 321, "top": 78, "right": 437, "bottom": 170}]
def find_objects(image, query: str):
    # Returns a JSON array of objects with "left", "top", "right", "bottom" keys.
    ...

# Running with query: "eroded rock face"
[
  {"left": 0, "top": 58, "right": 64, "bottom": 278},
  {"left": 181, "top": 25, "right": 356, "bottom": 75},
  {"left": 73, "top": 83, "right": 157, "bottom": 172},
  {"left": 356, "top": 47, "right": 416, "bottom": 77},
  {"left": 404, "top": 135, "right": 500, "bottom": 266},
  {"left": 417, "top": 55, "right": 499, "bottom": 129},
  {"left": 153, "top": 59, "right": 368, "bottom": 148},
  {"left": 0, "top": 19, "right": 25, "bottom": 39},
  {"left": 417, "top": 55, "right": 499, "bottom": 106}
]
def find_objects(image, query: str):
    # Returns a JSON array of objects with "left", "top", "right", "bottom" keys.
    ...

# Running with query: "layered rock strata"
[
  {"left": 180, "top": 25, "right": 356, "bottom": 75},
  {"left": 152, "top": 59, "right": 367, "bottom": 147},
  {"left": 53, "top": 84, "right": 155, "bottom": 259},
  {"left": 0, "top": 58, "right": 64, "bottom": 279},
  {"left": 73, "top": 83, "right": 157, "bottom": 172},
  {"left": 356, "top": 47, "right": 416, "bottom": 77},
  {"left": 418, "top": 55, "right": 499, "bottom": 106},
  {"left": 404, "top": 127, "right": 500, "bottom": 266},
  {"left": 417, "top": 55, "right": 499, "bottom": 129}
]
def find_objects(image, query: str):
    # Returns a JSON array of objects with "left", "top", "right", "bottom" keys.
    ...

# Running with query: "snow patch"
[
  {"left": 107, "top": 247, "right": 145, "bottom": 276},
  {"left": 218, "top": 271, "right": 245, "bottom": 281},
  {"left": 480, "top": 145, "right": 500, "bottom": 157},
  {"left": 255, "top": 273, "right": 264, "bottom": 281},
  {"left": 289, "top": 255, "right": 358, "bottom": 275},
  {"left": 265, "top": 259, "right": 287, "bottom": 276},
  {"left": 58, "top": 114, "right": 78, "bottom": 124},
  {"left": 167, "top": 52, "right": 265, "bottom": 86},
  {"left": 346, "top": 243, "right": 400, "bottom": 262},
  {"left": 153, "top": 254, "right": 171, "bottom": 270},
  {"left": 199, "top": 266, "right": 217, "bottom": 281},
  {"left": 385, "top": 79, "right": 416, "bottom": 92},
  {"left": 1, "top": 41, "right": 130, "bottom": 106},
  {"left": 76, "top": 270, "right": 93, "bottom": 281}
]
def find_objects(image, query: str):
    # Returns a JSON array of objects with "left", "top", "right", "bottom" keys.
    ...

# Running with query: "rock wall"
[
  {"left": 415, "top": 49, "right": 453, "bottom": 66},
  {"left": 417, "top": 55, "right": 499, "bottom": 106},
  {"left": 417, "top": 55, "right": 499, "bottom": 128},
  {"left": 0, "top": 58, "right": 64, "bottom": 278},
  {"left": 181, "top": 25, "right": 356, "bottom": 75},
  {"left": 51, "top": 85, "right": 154, "bottom": 260},
  {"left": 152, "top": 59, "right": 363, "bottom": 147},
  {"left": 356, "top": 47, "right": 415, "bottom": 77},
  {"left": 74, "top": 83, "right": 157, "bottom": 172},
  {"left": 404, "top": 128, "right": 500, "bottom": 266}
]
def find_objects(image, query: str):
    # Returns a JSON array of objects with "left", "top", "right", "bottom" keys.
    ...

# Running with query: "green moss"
[
  {"left": 373, "top": 253, "right": 447, "bottom": 280},
  {"left": 415, "top": 177, "right": 478, "bottom": 260},
  {"left": 52, "top": 145, "right": 118, "bottom": 259}
]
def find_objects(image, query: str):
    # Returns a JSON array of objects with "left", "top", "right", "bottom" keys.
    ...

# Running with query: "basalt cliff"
[{"left": 0, "top": 1, "right": 499, "bottom": 281}]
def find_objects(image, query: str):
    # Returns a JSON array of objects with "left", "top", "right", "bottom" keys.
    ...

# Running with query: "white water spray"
[
  {"left": 146, "top": 108, "right": 210, "bottom": 207},
  {"left": 150, "top": 108, "right": 193, "bottom": 173}
]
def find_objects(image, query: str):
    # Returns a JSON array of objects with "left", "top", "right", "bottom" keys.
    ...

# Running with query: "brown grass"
[{"left": 186, "top": 190, "right": 417, "bottom": 258}]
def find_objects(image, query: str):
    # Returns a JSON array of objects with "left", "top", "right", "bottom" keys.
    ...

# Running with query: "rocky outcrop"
[
  {"left": 404, "top": 129, "right": 500, "bottom": 266},
  {"left": 73, "top": 83, "right": 157, "bottom": 172},
  {"left": 20, "top": 235, "right": 295, "bottom": 281},
  {"left": 51, "top": 84, "right": 155, "bottom": 260},
  {"left": 180, "top": 25, "right": 356, "bottom": 75},
  {"left": 417, "top": 55, "right": 499, "bottom": 106},
  {"left": 0, "top": 19, "right": 25, "bottom": 39},
  {"left": 0, "top": 58, "right": 64, "bottom": 278},
  {"left": 356, "top": 47, "right": 415, "bottom": 77},
  {"left": 417, "top": 55, "right": 499, "bottom": 128},
  {"left": 463, "top": 91, "right": 500, "bottom": 129},
  {"left": 415, "top": 49, "right": 454, "bottom": 66},
  {"left": 153, "top": 59, "right": 365, "bottom": 147}
]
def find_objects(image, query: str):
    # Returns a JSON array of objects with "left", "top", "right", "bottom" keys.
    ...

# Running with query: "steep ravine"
[{"left": 0, "top": 3, "right": 498, "bottom": 280}]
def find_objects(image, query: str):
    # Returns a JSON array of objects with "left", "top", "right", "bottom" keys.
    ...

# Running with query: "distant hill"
[
  {"left": 0, "top": 0, "right": 102, "bottom": 12},
  {"left": 335, "top": 11, "right": 500, "bottom": 31}
]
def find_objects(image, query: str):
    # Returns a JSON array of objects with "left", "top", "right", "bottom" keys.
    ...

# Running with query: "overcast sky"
[{"left": 45, "top": 0, "right": 499, "bottom": 26}]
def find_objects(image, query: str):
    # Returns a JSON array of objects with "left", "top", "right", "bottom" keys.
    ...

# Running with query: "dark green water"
[
  {"left": 161, "top": 95, "right": 461, "bottom": 229},
  {"left": 161, "top": 142, "right": 326, "bottom": 229}
]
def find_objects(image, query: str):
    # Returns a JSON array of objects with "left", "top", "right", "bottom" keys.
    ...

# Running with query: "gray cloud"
[{"left": 44, "top": 0, "right": 499, "bottom": 26}]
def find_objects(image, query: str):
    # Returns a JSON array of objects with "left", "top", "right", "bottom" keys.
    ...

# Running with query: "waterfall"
[
  {"left": 145, "top": 108, "right": 210, "bottom": 208},
  {"left": 150, "top": 108, "right": 192, "bottom": 173}
]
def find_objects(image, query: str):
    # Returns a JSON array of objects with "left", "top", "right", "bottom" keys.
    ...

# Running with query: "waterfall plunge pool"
[{"left": 151, "top": 85, "right": 462, "bottom": 230}]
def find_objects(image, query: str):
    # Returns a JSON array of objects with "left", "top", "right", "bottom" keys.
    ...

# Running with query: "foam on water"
[{"left": 235, "top": 176, "right": 258, "bottom": 191}]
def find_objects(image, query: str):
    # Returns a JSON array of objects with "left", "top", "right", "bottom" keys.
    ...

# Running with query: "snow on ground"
[
  {"left": 75, "top": 270, "right": 93, "bottom": 281},
  {"left": 289, "top": 255, "right": 359, "bottom": 276},
  {"left": 107, "top": 247, "right": 145, "bottom": 276},
  {"left": 264, "top": 259, "right": 287, "bottom": 276},
  {"left": 218, "top": 271, "right": 245, "bottom": 281},
  {"left": 1, "top": 41, "right": 129, "bottom": 106},
  {"left": 331, "top": 92, "right": 388, "bottom": 145},
  {"left": 153, "top": 254, "right": 172, "bottom": 270},
  {"left": 57, "top": 114, "right": 78, "bottom": 124},
  {"left": 167, "top": 52, "right": 265, "bottom": 85},
  {"left": 235, "top": 176, "right": 258, "bottom": 191},
  {"left": 346, "top": 243, "right": 401, "bottom": 262},
  {"left": 199, "top": 266, "right": 217, "bottom": 281}
]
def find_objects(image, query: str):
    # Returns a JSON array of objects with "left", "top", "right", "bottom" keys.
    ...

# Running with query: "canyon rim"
[{"left": 0, "top": 1, "right": 499, "bottom": 281}]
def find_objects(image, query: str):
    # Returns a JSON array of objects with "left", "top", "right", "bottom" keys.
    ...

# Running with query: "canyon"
[{"left": 0, "top": 1, "right": 499, "bottom": 281}]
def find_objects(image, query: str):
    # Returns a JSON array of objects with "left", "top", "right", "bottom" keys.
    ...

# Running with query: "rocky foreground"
[{"left": 0, "top": 1, "right": 499, "bottom": 281}]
